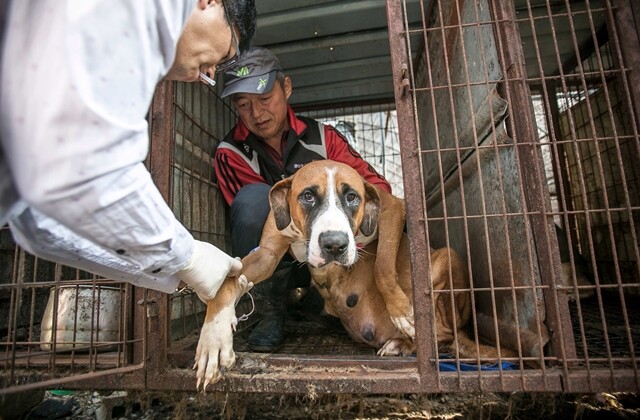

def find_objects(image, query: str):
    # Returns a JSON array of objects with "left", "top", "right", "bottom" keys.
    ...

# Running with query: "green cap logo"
[
  {"left": 257, "top": 77, "right": 267, "bottom": 91},
  {"left": 236, "top": 66, "right": 250, "bottom": 77}
]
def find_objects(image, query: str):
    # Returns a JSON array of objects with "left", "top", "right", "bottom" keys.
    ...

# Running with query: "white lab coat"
[{"left": 0, "top": 1, "right": 197, "bottom": 292}]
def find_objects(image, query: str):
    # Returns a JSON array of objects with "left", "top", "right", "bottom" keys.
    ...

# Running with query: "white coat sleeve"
[{"left": 0, "top": 0, "right": 202, "bottom": 288}]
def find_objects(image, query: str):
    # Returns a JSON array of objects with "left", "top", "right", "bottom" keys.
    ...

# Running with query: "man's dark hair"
[{"left": 226, "top": 0, "right": 256, "bottom": 53}]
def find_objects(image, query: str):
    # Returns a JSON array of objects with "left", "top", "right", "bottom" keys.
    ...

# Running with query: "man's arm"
[
  {"left": 214, "top": 145, "right": 267, "bottom": 206},
  {"left": 1, "top": 1, "right": 238, "bottom": 298}
]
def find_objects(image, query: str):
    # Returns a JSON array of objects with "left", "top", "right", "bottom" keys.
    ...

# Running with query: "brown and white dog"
[{"left": 193, "top": 160, "right": 499, "bottom": 390}]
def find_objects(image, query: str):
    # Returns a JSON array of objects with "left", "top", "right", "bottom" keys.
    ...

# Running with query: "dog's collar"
[{"left": 355, "top": 227, "right": 378, "bottom": 249}]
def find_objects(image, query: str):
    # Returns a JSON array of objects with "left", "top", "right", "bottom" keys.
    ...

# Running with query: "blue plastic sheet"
[{"left": 438, "top": 355, "right": 518, "bottom": 372}]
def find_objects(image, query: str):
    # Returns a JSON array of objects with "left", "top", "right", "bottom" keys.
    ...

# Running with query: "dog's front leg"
[
  {"left": 374, "top": 191, "right": 414, "bottom": 338},
  {"left": 194, "top": 221, "right": 290, "bottom": 391},
  {"left": 194, "top": 275, "right": 253, "bottom": 391}
]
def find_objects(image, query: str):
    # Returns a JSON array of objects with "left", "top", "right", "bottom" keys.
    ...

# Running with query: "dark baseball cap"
[{"left": 221, "top": 47, "right": 283, "bottom": 98}]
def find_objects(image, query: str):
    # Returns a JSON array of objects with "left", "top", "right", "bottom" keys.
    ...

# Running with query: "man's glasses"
[
  {"left": 216, "top": 0, "right": 240, "bottom": 74},
  {"left": 199, "top": 0, "right": 240, "bottom": 87}
]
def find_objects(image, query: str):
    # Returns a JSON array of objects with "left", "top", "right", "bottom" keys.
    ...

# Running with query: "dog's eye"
[
  {"left": 345, "top": 192, "right": 358, "bottom": 204},
  {"left": 301, "top": 191, "right": 315, "bottom": 204}
]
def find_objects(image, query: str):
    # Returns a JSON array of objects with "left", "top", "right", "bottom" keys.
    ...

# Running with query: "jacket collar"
[{"left": 232, "top": 105, "right": 307, "bottom": 142}]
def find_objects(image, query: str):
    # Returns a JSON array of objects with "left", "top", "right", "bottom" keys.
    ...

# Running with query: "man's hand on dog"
[{"left": 177, "top": 241, "right": 243, "bottom": 302}]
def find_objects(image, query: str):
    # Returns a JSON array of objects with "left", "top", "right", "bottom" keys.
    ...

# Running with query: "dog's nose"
[
  {"left": 319, "top": 230, "right": 349, "bottom": 257},
  {"left": 362, "top": 326, "right": 375, "bottom": 343}
]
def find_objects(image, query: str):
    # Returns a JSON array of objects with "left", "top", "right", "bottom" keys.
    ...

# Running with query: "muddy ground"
[{"left": 16, "top": 389, "right": 640, "bottom": 419}]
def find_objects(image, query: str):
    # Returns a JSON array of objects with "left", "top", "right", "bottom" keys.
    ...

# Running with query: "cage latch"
[
  {"left": 401, "top": 63, "right": 410, "bottom": 97},
  {"left": 146, "top": 301, "right": 159, "bottom": 319},
  {"left": 137, "top": 298, "right": 160, "bottom": 332}
]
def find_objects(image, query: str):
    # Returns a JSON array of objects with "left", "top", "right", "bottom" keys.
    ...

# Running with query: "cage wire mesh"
[
  {"left": 395, "top": 0, "right": 639, "bottom": 391},
  {"left": 301, "top": 104, "right": 405, "bottom": 198},
  {"left": 168, "top": 81, "right": 236, "bottom": 342},
  {"left": 522, "top": 0, "right": 640, "bottom": 371},
  {"left": 0, "top": 223, "right": 133, "bottom": 389}
]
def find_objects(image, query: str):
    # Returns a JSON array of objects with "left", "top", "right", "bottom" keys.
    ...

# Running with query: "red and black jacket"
[{"left": 214, "top": 106, "right": 391, "bottom": 206}]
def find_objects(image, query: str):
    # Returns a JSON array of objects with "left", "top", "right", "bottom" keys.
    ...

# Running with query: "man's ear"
[
  {"left": 269, "top": 178, "right": 292, "bottom": 230},
  {"left": 198, "top": 0, "right": 214, "bottom": 10},
  {"left": 283, "top": 76, "right": 293, "bottom": 101},
  {"left": 360, "top": 182, "right": 380, "bottom": 236}
]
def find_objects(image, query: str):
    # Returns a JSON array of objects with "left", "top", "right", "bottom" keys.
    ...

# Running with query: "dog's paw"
[
  {"left": 193, "top": 304, "right": 237, "bottom": 392},
  {"left": 383, "top": 296, "right": 415, "bottom": 339},
  {"left": 390, "top": 311, "right": 415, "bottom": 339},
  {"left": 377, "top": 338, "right": 415, "bottom": 356}
]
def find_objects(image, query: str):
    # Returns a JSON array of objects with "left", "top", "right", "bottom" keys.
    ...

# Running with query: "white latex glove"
[{"left": 176, "top": 240, "right": 242, "bottom": 301}]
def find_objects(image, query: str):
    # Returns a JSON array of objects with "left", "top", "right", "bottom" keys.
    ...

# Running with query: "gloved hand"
[{"left": 176, "top": 240, "right": 243, "bottom": 301}]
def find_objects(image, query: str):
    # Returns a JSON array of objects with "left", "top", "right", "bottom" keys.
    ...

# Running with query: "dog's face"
[{"left": 269, "top": 160, "right": 381, "bottom": 268}]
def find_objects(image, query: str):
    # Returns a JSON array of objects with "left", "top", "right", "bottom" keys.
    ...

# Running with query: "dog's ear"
[
  {"left": 269, "top": 178, "right": 292, "bottom": 230},
  {"left": 360, "top": 182, "right": 381, "bottom": 236}
]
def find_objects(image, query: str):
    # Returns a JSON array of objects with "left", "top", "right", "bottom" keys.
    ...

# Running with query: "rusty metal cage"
[
  {"left": 1, "top": 0, "right": 639, "bottom": 394},
  {"left": 388, "top": 0, "right": 639, "bottom": 392}
]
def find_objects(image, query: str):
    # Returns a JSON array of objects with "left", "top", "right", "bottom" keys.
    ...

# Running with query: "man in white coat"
[{"left": 0, "top": 0, "right": 256, "bottom": 301}]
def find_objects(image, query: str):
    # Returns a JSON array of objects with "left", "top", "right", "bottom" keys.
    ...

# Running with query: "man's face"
[
  {"left": 232, "top": 77, "right": 293, "bottom": 141},
  {"left": 166, "top": 1, "right": 237, "bottom": 82}
]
